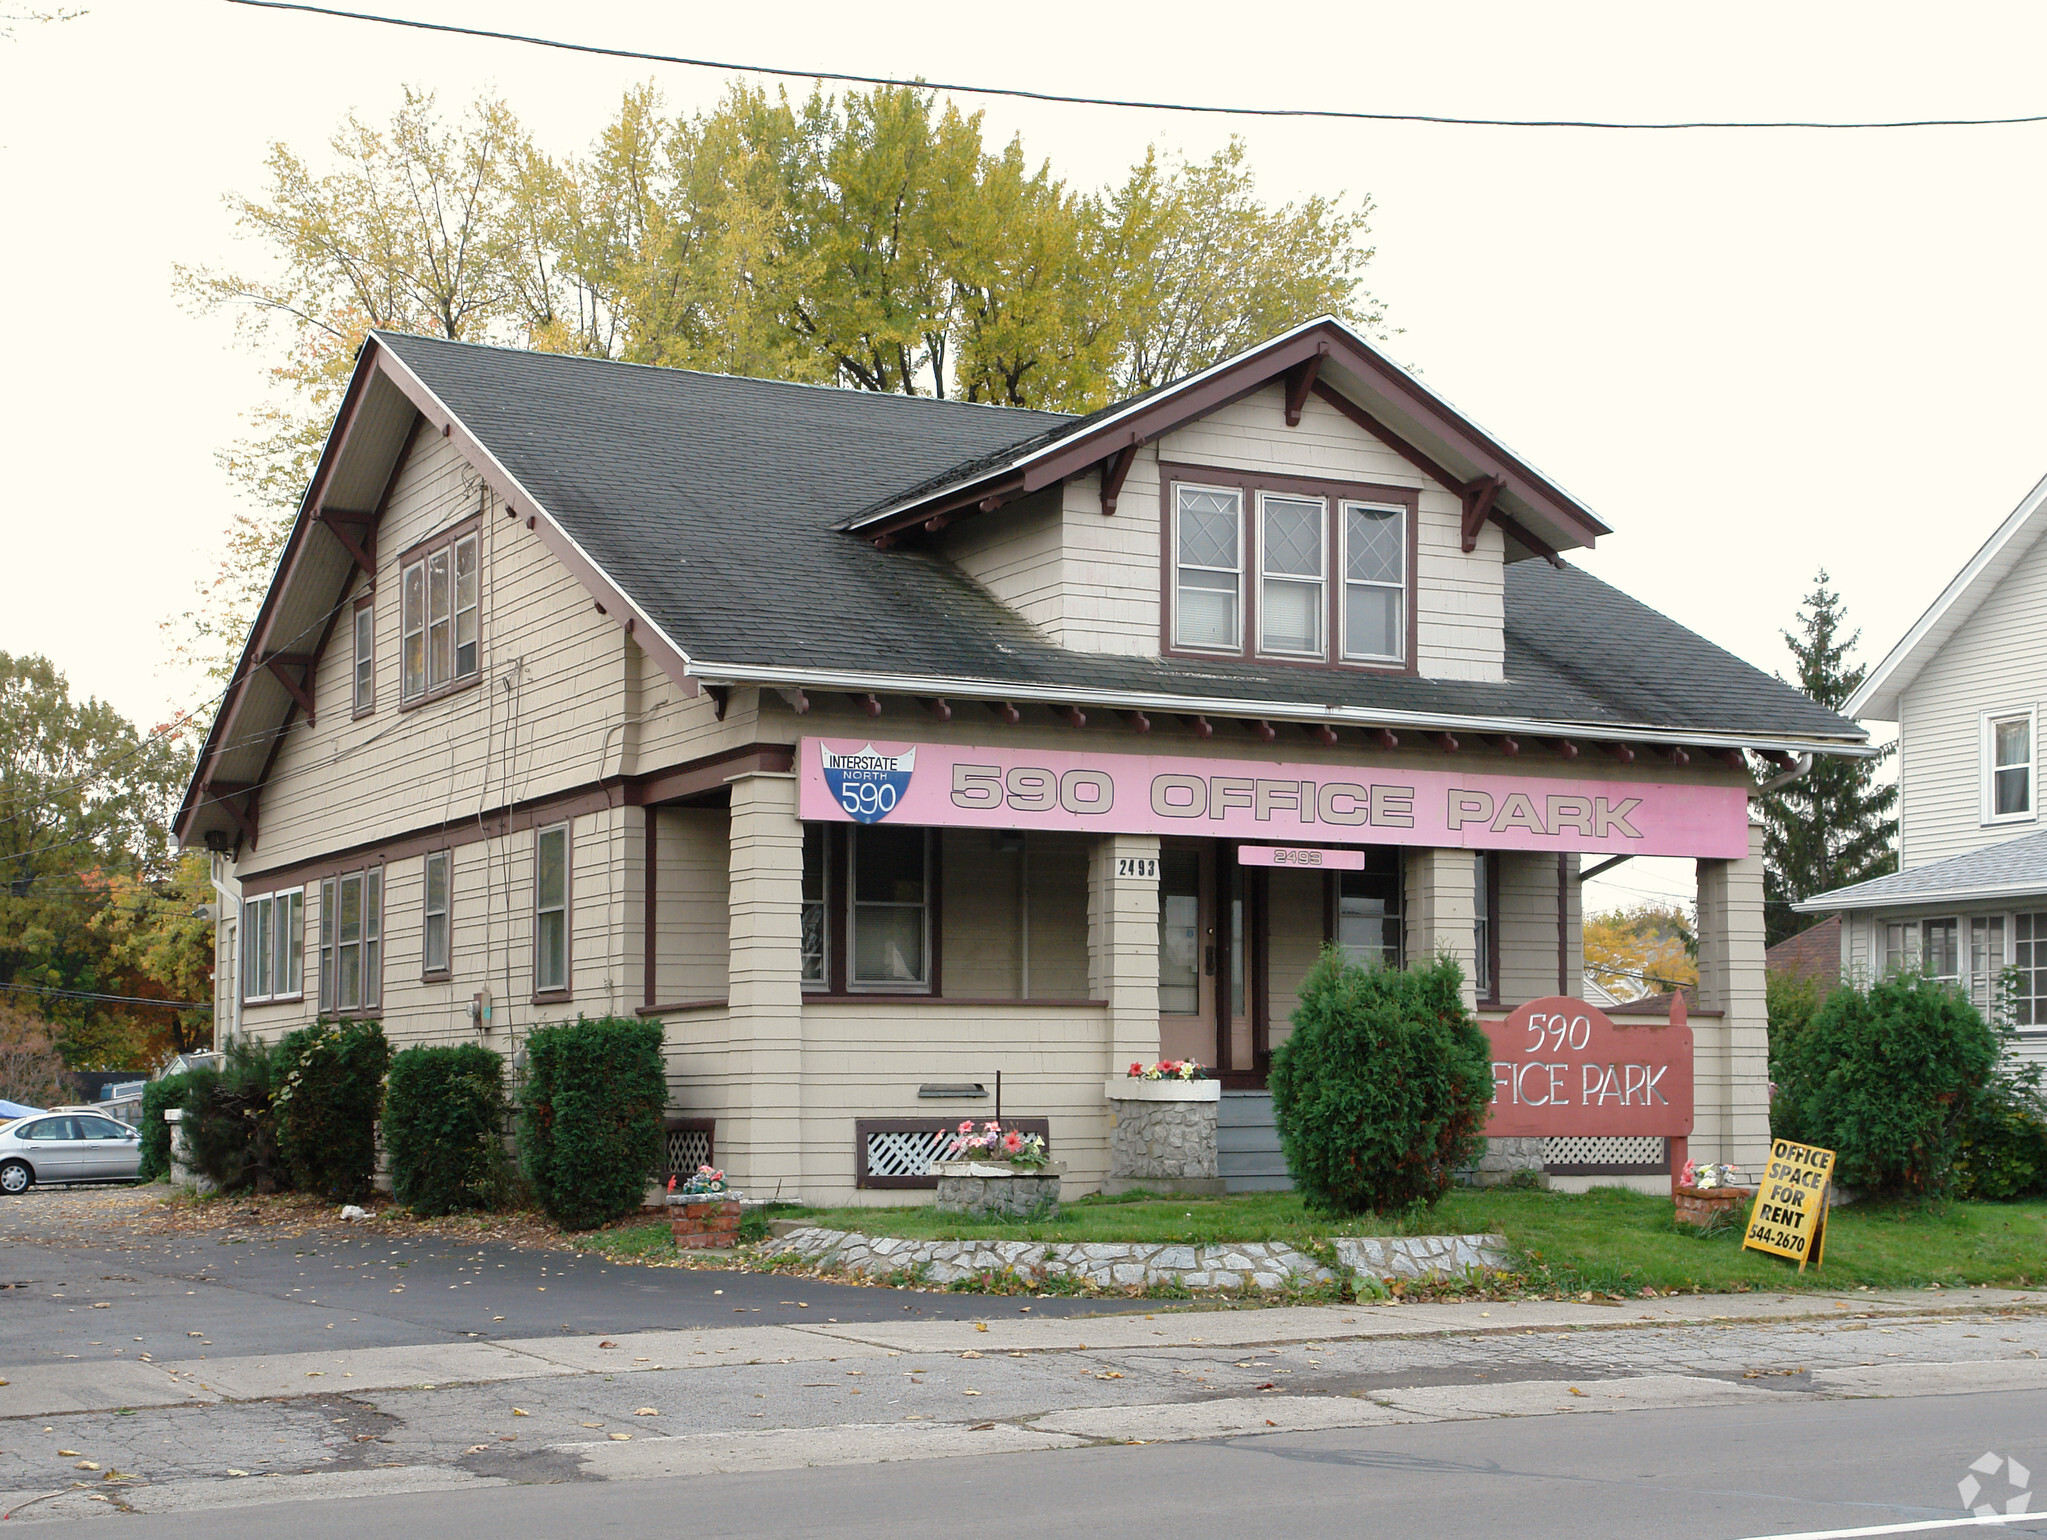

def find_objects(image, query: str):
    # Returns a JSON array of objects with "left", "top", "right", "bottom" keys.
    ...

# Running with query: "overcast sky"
[{"left": 4, "top": 0, "right": 2040, "bottom": 914}]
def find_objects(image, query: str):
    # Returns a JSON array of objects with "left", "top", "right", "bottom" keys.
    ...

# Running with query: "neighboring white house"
[{"left": 1800, "top": 474, "right": 2047, "bottom": 1065}]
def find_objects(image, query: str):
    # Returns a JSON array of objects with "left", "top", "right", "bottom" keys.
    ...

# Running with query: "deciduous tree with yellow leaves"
[{"left": 1582, "top": 902, "right": 1699, "bottom": 1002}]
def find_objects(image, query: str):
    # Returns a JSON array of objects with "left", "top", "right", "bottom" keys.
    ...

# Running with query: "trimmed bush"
[
  {"left": 1267, "top": 949, "right": 1494, "bottom": 1216},
  {"left": 1772, "top": 970, "right": 2000, "bottom": 1197},
  {"left": 275, "top": 1019, "right": 391, "bottom": 1202},
  {"left": 386, "top": 1044, "right": 514, "bottom": 1215},
  {"left": 138, "top": 1071, "right": 200, "bottom": 1182},
  {"left": 184, "top": 1039, "right": 285, "bottom": 1192},
  {"left": 517, "top": 1016, "right": 667, "bottom": 1230}
]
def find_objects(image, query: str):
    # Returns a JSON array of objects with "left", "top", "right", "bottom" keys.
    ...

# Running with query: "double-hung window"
[
  {"left": 1472, "top": 852, "right": 1493, "bottom": 1000},
  {"left": 849, "top": 825, "right": 930, "bottom": 989},
  {"left": 318, "top": 868, "right": 381, "bottom": 1014},
  {"left": 1967, "top": 914, "right": 2006, "bottom": 1011},
  {"left": 1336, "top": 850, "right": 1404, "bottom": 971},
  {"left": 240, "top": 889, "right": 304, "bottom": 1004},
  {"left": 534, "top": 823, "right": 570, "bottom": 996},
  {"left": 352, "top": 599, "right": 375, "bottom": 716},
  {"left": 1258, "top": 493, "right": 1326, "bottom": 656},
  {"left": 1173, "top": 485, "right": 1243, "bottom": 651},
  {"left": 1984, "top": 710, "right": 2035, "bottom": 822},
  {"left": 401, "top": 529, "right": 480, "bottom": 704},
  {"left": 422, "top": 850, "right": 451, "bottom": 977},
  {"left": 1342, "top": 502, "right": 1406, "bottom": 661},
  {"left": 800, "top": 825, "right": 828, "bottom": 988}
]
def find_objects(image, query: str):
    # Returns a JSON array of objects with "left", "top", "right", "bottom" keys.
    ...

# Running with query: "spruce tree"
[{"left": 1757, "top": 570, "right": 1898, "bottom": 945}]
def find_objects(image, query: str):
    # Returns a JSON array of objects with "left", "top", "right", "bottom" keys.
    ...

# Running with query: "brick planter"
[
  {"left": 1673, "top": 1184, "right": 1752, "bottom": 1228},
  {"left": 668, "top": 1195, "right": 742, "bottom": 1249},
  {"left": 932, "top": 1160, "right": 1064, "bottom": 1219},
  {"left": 1105, "top": 1079, "right": 1223, "bottom": 1196}
]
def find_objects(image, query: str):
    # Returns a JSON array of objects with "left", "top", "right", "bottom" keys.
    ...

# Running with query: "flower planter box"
[
  {"left": 667, "top": 1194, "right": 743, "bottom": 1249},
  {"left": 931, "top": 1160, "right": 1064, "bottom": 1219},
  {"left": 1104, "top": 1080, "right": 1223, "bottom": 1195},
  {"left": 1673, "top": 1184, "right": 1752, "bottom": 1228}
]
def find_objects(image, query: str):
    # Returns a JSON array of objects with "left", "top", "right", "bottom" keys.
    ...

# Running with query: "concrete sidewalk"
[{"left": 4, "top": 1284, "right": 2037, "bottom": 1421}]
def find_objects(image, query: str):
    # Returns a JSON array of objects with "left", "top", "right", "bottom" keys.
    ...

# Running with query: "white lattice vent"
[
  {"left": 666, "top": 1126, "right": 713, "bottom": 1175},
  {"left": 866, "top": 1128, "right": 951, "bottom": 1180},
  {"left": 1544, "top": 1135, "right": 1666, "bottom": 1168}
]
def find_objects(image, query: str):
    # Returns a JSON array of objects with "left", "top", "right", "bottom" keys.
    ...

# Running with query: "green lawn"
[{"left": 767, "top": 1187, "right": 2047, "bottom": 1294}]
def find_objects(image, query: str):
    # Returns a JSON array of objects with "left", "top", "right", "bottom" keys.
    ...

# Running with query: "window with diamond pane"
[
  {"left": 1343, "top": 503, "right": 1405, "bottom": 661},
  {"left": 1260, "top": 495, "right": 1323, "bottom": 654},
  {"left": 1175, "top": 486, "right": 1241, "bottom": 649}
]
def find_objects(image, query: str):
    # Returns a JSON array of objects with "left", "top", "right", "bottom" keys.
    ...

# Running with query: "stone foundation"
[
  {"left": 1107, "top": 1085, "right": 1221, "bottom": 1194},
  {"left": 1456, "top": 1136, "right": 1549, "bottom": 1189},
  {"left": 770, "top": 1226, "right": 1512, "bottom": 1291},
  {"left": 932, "top": 1161, "right": 1063, "bottom": 1219}
]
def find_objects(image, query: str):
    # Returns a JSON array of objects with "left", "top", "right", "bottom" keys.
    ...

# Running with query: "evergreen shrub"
[
  {"left": 1772, "top": 970, "right": 2000, "bottom": 1196},
  {"left": 275, "top": 1019, "right": 391, "bottom": 1202},
  {"left": 138, "top": 1071, "right": 199, "bottom": 1182},
  {"left": 1267, "top": 950, "right": 1494, "bottom": 1216},
  {"left": 385, "top": 1044, "right": 513, "bottom": 1215},
  {"left": 185, "top": 1039, "right": 285, "bottom": 1192},
  {"left": 1955, "top": 1002, "right": 2047, "bottom": 1200},
  {"left": 517, "top": 1016, "right": 667, "bottom": 1230}
]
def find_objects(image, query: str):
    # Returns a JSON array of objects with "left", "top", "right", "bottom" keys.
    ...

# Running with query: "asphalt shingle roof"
[
  {"left": 1803, "top": 829, "right": 2047, "bottom": 910},
  {"left": 379, "top": 332, "right": 1864, "bottom": 745}
]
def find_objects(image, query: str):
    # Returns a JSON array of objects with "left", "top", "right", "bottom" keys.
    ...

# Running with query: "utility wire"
[
  {"left": 226, "top": 0, "right": 2047, "bottom": 132},
  {"left": 0, "top": 981, "right": 211, "bottom": 1012}
]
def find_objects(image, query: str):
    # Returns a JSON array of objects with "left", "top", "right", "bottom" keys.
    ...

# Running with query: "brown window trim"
[
  {"left": 351, "top": 593, "right": 377, "bottom": 721},
  {"left": 1158, "top": 460, "right": 1420, "bottom": 678},
  {"left": 1477, "top": 850, "right": 1503, "bottom": 1008},
  {"left": 420, "top": 846, "right": 453, "bottom": 983},
  {"left": 317, "top": 864, "right": 385, "bottom": 1018},
  {"left": 531, "top": 820, "right": 573, "bottom": 1006},
  {"left": 854, "top": 1116, "right": 1052, "bottom": 1189},
  {"left": 837, "top": 823, "right": 942, "bottom": 997},
  {"left": 398, "top": 515, "right": 484, "bottom": 711}
]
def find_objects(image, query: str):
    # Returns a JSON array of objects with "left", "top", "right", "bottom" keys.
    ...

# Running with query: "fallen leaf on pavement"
[
  {"left": 962, "top": 1389, "right": 981, "bottom": 1396},
  {"left": 1256, "top": 1383, "right": 1278, "bottom": 1391},
  {"left": 581, "top": 1422, "right": 603, "bottom": 1429},
  {"left": 969, "top": 1423, "right": 995, "bottom": 1432},
  {"left": 58, "top": 1450, "right": 80, "bottom": 1457},
  {"left": 960, "top": 1351, "right": 983, "bottom": 1359},
  {"left": 607, "top": 1432, "right": 632, "bottom": 1441},
  {"left": 1265, "top": 1420, "right": 1277, "bottom": 1427},
  {"left": 634, "top": 1408, "right": 659, "bottom": 1417},
  {"left": 600, "top": 1341, "right": 617, "bottom": 1349},
  {"left": 1568, "top": 1387, "right": 1585, "bottom": 1396},
  {"left": 76, "top": 1462, "right": 100, "bottom": 1471},
  {"left": 974, "top": 1322, "right": 988, "bottom": 1333},
  {"left": 512, "top": 1408, "right": 530, "bottom": 1417},
  {"left": 465, "top": 1444, "right": 490, "bottom": 1454}
]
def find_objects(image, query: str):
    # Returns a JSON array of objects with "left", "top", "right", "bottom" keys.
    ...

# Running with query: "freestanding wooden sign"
[{"left": 1742, "top": 1139, "right": 1836, "bottom": 1271}]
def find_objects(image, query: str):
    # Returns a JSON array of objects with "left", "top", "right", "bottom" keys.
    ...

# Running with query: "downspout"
[{"left": 1755, "top": 752, "right": 1815, "bottom": 795}]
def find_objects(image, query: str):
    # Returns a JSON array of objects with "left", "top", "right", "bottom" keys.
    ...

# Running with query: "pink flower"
[
  {"left": 666, "top": 1175, "right": 677, "bottom": 1192},
  {"left": 1002, "top": 1131, "right": 1024, "bottom": 1153},
  {"left": 958, "top": 1120, "right": 975, "bottom": 1135},
  {"left": 1129, "top": 1062, "right": 1143, "bottom": 1076},
  {"left": 983, "top": 1121, "right": 1000, "bottom": 1133}
]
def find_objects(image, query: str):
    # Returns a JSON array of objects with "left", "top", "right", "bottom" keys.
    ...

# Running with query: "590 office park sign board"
[
  {"left": 798, "top": 739, "right": 1750, "bottom": 858},
  {"left": 1481, "top": 996, "right": 1693, "bottom": 1140}
]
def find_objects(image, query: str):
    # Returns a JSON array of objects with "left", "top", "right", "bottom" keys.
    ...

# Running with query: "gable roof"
[
  {"left": 179, "top": 328, "right": 1868, "bottom": 852},
  {"left": 1847, "top": 470, "right": 2047, "bottom": 722},
  {"left": 1797, "top": 828, "right": 2047, "bottom": 912}
]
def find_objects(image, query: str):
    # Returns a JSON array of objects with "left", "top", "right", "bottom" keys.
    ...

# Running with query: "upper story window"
[
  {"left": 352, "top": 597, "right": 375, "bottom": 717},
  {"left": 401, "top": 527, "right": 480, "bottom": 705},
  {"left": 1983, "top": 709, "right": 2035, "bottom": 823},
  {"left": 241, "top": 889, "right": 304, "bottom": 1005},
  {"left": 1166, "top": 465, "right": 1414, "bottom": 671}
]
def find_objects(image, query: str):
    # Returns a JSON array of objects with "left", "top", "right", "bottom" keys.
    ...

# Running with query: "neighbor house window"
[
  {"left": 1166, "top": 467, "right": 1412, "bottom": 671},
  {"left": 800, "top": 825, "right": 827, "bottom": 987},
  {"left": 1880, "top": 920, "right": 1920, "bottom": 973},
  {"left": 400, "top": 529, "right": 480, "bottom": 704},
  {"left": 1258, "top": 492, "right": 1326, "bottom": 656},
  {"left": 2014, "top": 913, "right": 2047, "bottom": 1029},
  {"left": 422, "top": 850, "right": 451, "bottom": 977},
  {"left": 318, "top": 868, "right": 382, "bottom": 1014},
  {"left": 849, "top": 825, "right": 929, "bottom": 989},
  {"left": 1337, "top": 849, "right": 1404, "bottom": 970},
  {"left": 1984, "top": 710, "right": 2035, "bottom": 822},
  {"left": 534, "top": 823, "right": 569, "bottom": 995},
  {"left": 1342, "top": 502, "right": 1406, "bottom": 662},
  {"left": 1472, "top": 852, "right": 1493, "bottom": 1000},
  {"left": 1921, "top": 917, "right": 1961, "bottom": 984},
  {"left": 1173, "top": 484, "right": 1242, "bottom": 651},
  {"left": 239, "top": 889, "right": 304, "bottom": 1004}
]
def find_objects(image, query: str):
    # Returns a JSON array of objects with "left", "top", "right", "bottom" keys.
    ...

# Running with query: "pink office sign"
[{"left": 799, "top": 738, "right": 1751, "bottom": 858}]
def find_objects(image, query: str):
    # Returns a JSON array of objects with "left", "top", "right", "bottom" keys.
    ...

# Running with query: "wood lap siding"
[
  {"left": 653, "top": 806, "right": 730, "bottom": 1005},
  {"left": 1897, "top": 531, "right": 2047, "bottom": 868}
]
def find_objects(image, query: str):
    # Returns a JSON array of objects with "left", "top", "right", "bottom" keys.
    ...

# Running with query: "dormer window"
[{"left": 1165, "top": 466, "right": 1415, "bottom": 672}]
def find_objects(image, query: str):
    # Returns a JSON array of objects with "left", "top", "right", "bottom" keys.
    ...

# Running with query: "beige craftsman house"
[
  {"left": 180, "top": 318, "right": 1868, "bottom": 1202},
  {"left": 1801, "top": 474, "right": 2047, "bottom": 1066}
]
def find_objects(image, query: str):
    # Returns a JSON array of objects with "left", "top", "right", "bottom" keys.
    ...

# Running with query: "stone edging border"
[{"left": 767, "top": 1227, "right": 1512, "bottom": 1291}]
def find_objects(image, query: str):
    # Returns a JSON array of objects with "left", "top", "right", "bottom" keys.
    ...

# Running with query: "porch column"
[
  {"left": 1694, "top": 823, "right": 1771, "bottom": 1174},
  {"left": 1089, "top": 832, "right": 1161, "bottom": 1072},
  {"left": 723, "top": 771, "right": 805, "bottom": 1196},
  {"left": 1405, "top": 847, "right": 1478, "bottom": 1009}
]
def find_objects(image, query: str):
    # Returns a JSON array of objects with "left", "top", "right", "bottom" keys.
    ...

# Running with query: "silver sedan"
[{"left": 0, "top": 1111, "right": 143, "bottom": 1193}]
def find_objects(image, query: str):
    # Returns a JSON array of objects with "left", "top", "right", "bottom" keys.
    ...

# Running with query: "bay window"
[
  {"left": 240, "top": 889, "right": 303, "bottom": 1004},
  {"left": 317, "top": 868, "right": 381, "bottom": 1014},
  {"left": 401, "top": 528, "right": 481, "bottom": 704}
]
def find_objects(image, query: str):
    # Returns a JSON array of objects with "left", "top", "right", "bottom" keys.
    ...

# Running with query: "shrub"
[
  {"left": 1267, "top": 949, "right": 1494, "bottom": 1216},
  {"left": 184, "top": 1038, "right": 286, "bottom": 1192},
  {"left": 1766, "top": 969, "right": 1828, "bottom": 1070},
  {"left": 386, "top": 1044, "right": 514, "bottom": 1215},
  {"left": 517, "top": 1016, "right": 667, "bottom": 1230},
  {"left": 1772, "top": 970, "right": 2000, "bottom": 1197},
  {"left": 1955, "top": 1000, "right": 2047, "bottom": 1200},
  {"left": 275, "top": 1019, "right": 391, "bottom": 1202},
  {"left": 138, "top": 1071, "right": 200, "bottom": 1182}
]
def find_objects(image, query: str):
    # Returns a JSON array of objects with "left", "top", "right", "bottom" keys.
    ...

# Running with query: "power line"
[
  {"left": 0, "top": 981, "right": 212, "bottom": 1012},
  {"left": 225, "top": 1, "right": 2047, "bottom": 133}
]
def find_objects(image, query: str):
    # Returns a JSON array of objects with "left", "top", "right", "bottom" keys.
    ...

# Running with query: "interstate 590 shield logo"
[{"left": 821, "top": 744, "right": 916, "bottom": 823}]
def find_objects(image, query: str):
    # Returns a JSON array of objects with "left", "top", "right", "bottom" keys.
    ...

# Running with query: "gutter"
[
  {"left": 1795, "top": 876, "right": 2047, "bottom": 913},
  {"left": 691, "top": 661, "right": 1876, "bottom": 761}
]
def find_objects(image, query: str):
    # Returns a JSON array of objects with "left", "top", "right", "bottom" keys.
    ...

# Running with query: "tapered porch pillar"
[
  {"left": 1089, "top": 833, "right": 1162, "bottom": 1072},
  {"left": 723, "top": 771, "right": 805, "bottom": 1195},
  {"left": 1694, "top": 823, "right": 1772, "bottom": 1174},
  {"left": 1405, "top": 846, "right": 1479, "bottom": 1009}
]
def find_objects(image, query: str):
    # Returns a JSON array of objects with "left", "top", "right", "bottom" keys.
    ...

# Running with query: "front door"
[{"left": 1159, "top": 842, "right": 1261, "bottom": 1076}]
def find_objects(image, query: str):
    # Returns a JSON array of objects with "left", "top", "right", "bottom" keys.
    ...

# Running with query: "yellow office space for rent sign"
[{"left": 1742, "top": 1139, "right": 1836, "bottom": 1271}]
